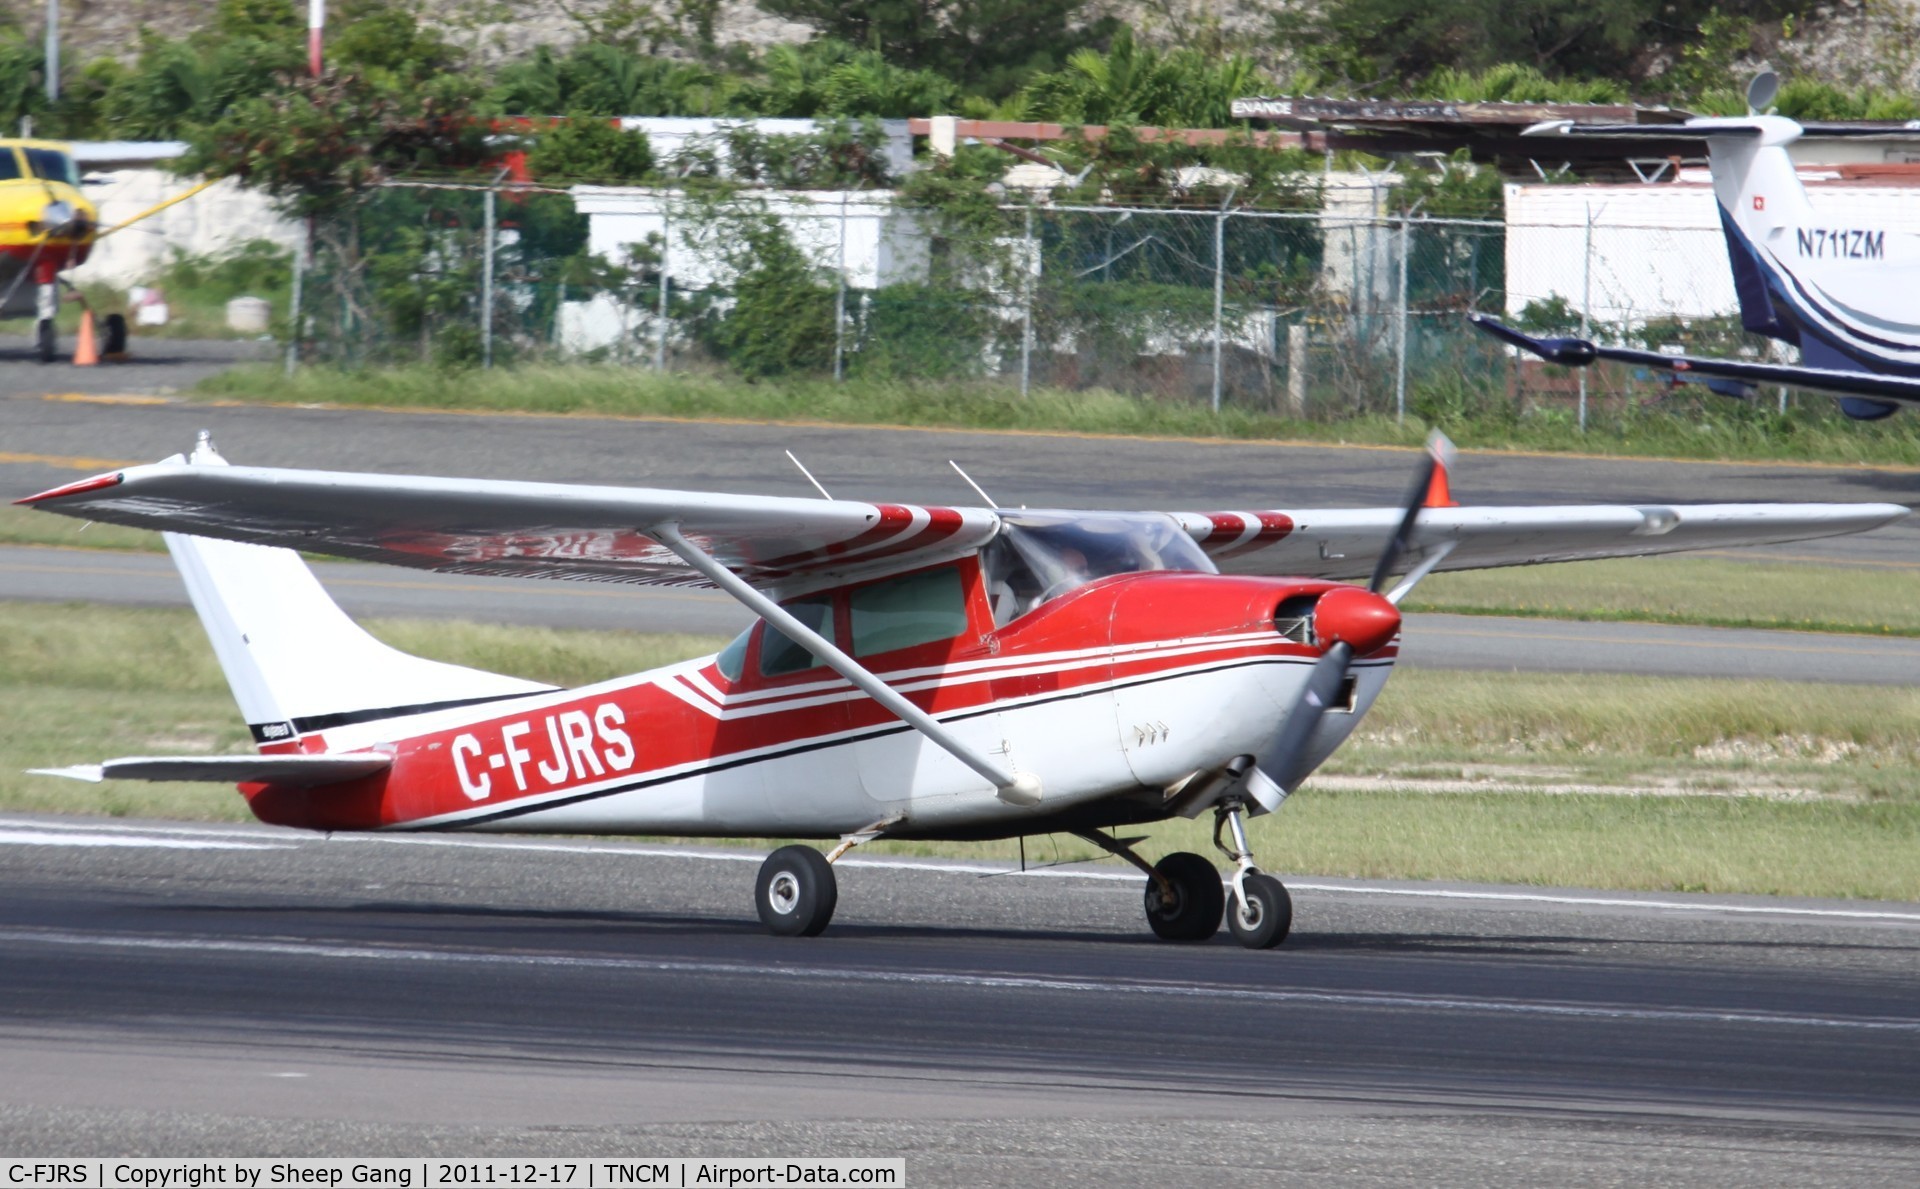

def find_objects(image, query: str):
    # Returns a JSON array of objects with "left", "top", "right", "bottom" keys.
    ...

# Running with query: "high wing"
[
  {"left": 19, "top": 457, "right": 1906, "bottom": 590},
  {"left": 1175, "top": 500, "right": 1904, "bottom": 583},
  {"left": 18, "top": 462, "right": 1000, "bottom": 591},
  {"left": 1471, "top": 314, "right": 1920, "bottom": 407}
]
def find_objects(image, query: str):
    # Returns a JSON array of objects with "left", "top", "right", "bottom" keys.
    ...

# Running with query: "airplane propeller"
[{"left": 1244, "top": 434, "right": 1451, "bottom": 812}]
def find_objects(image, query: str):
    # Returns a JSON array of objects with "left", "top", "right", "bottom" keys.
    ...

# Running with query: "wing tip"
[
  {"left": 26, "top": 765, "right": 105, "bottom": 783},
  {"left": 15, "top": 471, "right": 123, "bottom": 506}
]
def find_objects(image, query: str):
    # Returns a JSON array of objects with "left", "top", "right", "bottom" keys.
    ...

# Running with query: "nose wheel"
[{"left": 1214, "top": 799, "right": 1292, "bottom": 949}]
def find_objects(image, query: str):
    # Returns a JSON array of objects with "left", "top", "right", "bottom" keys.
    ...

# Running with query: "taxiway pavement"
[{"left": 0, "top": 815, "right": 1916, "bottom": 1183}]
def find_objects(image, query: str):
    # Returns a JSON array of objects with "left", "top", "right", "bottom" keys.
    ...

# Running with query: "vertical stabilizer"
[
  {"left": 1699, "top": 117, "right": 1813, "bottom": 341},
  {"left": 167, "top": 433, "right": 554, "bottom": 747}
]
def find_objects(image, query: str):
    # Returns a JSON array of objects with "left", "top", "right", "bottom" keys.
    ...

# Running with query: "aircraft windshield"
[
  {"left": 980, "top": 511, "right": 1215, "bottom": 626},
  {"left": 24, "top": 149, "right": 76, "bottom": 185}
]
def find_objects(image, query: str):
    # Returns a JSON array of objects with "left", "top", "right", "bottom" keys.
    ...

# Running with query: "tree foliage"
[
  {"left": 734, "top": 40, "right": 959, "bottom": 118},
  {"left": 525, "top": 113, "right": 658, "bottom": 182},
  {"left": 1274, "top": 0, "right": 1809, "bottom": 94},
  {"left": 1049, "top": 125, "right": 1321, "bottom": 211},
  {"left": 755, "top": 0, "right": 1118, "bottom": 97},
  {"left": 490, "top": 43, "right": 730, "bottom": 116},
  {"left": 682, "top": 201, "right": 837, "bottom": 376},
  {"left": 183, "top": 72, "right": 488, "bottom": 216},
  {"left": 1018, "top": 28, "right": 1267, "bottom": 128}
]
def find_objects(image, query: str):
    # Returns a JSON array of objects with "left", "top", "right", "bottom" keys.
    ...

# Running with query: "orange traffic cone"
[
  {"left": 1423, "top": 459, "right": 1457, "bottom": 508},
  {"left": 72, "top": 310, "right": 98, "bottom": 367}
]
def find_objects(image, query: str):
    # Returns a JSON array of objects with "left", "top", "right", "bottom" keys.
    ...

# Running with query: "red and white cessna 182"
[{"left": 19, "top": 433, "right": 1907, "bottom": 946}]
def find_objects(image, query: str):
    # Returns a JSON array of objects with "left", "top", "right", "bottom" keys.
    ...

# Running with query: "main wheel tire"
[
  {"left": 1227, "top": 873, "right": 1292, "bottom": 949},
  {"left": 102, "top": 313, "right": 128, "bottom": 357},
  {"left": 35, "top": 318, "right": 55, "bottom": 363},
  {"left": 1144, "top": 851, "right": 1225, "bottom": 942},
  {"left": 755, "top": 845, "right": 838, "bottom": 937}
]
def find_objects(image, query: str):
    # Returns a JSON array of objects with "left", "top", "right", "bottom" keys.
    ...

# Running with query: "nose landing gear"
[{"left": 1214, "top": 799, "right": 1292, "bottom": 949}]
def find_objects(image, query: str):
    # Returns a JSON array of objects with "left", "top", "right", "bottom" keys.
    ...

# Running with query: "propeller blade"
[
  {"left": 1367, "top": 432, "right": 1455, "bottom": 596},
  {"left": 1367, "top": 455, "right": 1434, "bottom": 595},
  {"left": 1248, "top": 640, "right": 1352, "bottom": 811}
]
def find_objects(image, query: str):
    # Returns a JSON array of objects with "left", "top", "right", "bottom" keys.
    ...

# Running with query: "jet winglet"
[{"left": 1468, "top": 314, "right": 1597, "bottom": 366}]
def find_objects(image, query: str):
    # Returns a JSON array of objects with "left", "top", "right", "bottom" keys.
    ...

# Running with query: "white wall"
[
  {"left": 1505, "top": 178, "right": 1920, "bottom": 325},
  {"left": 571, "top": 186, "right": 930, "bottom": 290},
  {"left": 71, "top": 171, "right": 301, "bottom": 289},
  {"left": 617, "top": 117, "right": 916, "bottom": 181}
]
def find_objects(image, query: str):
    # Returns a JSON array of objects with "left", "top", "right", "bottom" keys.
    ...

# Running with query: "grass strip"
[
  {"left": 4, "top": 603, "right": 1914, "bottom": 901},
  {"left": 0, "top": 506, "right": 167, "bottom": 553},
  {"left": 196, "top": 361, "right": 1920, "bottom": 468},
  {"left": 1405, "top": 554, "right": 1920, "bottom": 636}
]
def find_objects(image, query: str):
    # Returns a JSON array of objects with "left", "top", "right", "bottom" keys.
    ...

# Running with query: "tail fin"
[
  {"left": 169, "top": 433, "right": 554, "bottom": 749},
  {"left": 1698, "top": 117, "right": 1815, "bottom": 342}
]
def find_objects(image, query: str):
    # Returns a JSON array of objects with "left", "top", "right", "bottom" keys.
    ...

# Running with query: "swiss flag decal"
[{"left": 1754, "top": 195, "right": 1766, "bottom": 210}]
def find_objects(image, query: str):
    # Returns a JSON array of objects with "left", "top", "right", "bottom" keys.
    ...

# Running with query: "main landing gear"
[
  {"left": 1080, "top": 798, "right": 1292, "bottom": 949},
  {"left": 756, "top": 845, "right": 838, "bottom": 936},
  {"left": 754, "top": 818, "right": 897, "bottom": 937}
]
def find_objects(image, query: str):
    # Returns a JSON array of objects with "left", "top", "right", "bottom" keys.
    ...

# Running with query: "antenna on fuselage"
[
  {"left": 784, "top": 450, "right": 834, "bottom": 500},
  {"left": 948, "top": 460, "right": 999, "bottom": 509}
]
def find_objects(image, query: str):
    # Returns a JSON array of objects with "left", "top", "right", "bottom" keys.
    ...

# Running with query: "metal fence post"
[
  {"left": 655, "top": 211, "right": 670, "bottom": 372},
  {"left": 480, "top": 183, "right": 496, "bottom": 369},
  {"left": 1286, "top": 323, "right": 1308, "bottom": 415},
  {"left": 833, "top": 193, "right": 848, "bottom": 382},
  {"left": 1020, "top": 205, "right": 1034, "bottom": 398},
  {"left": 1211, "top": 190, "right": 1235, "bottom": 414},
  {"left": 1579, "top": 204, "right": 1593, "bottom": 432},
  {"left": 286, "top": 224, "right": 305, "bottom": 377},
  {"left": 1394, "top": 215, "right": 1409, "bottom": 424}
]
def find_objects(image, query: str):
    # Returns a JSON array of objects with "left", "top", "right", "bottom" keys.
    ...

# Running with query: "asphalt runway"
[
  {"left": 0, "top": 814, "right": 1916, "bottom": 1182},
  {"left": 2, "top": 390, "right": 1917, "bottom": 570},
  {"left": 6, "top": 543, "right": 1918, "bottom": 685},
  {"left": 0, "top": 335, "right": 267, "bottom": 393}
]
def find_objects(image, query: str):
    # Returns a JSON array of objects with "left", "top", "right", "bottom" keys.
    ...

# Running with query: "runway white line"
[
  {"left": 2, "top": 926, "right": 1915, "bottom": 1034},
  {"left": 4, "top": 817, "right": 1917, "bottom": 924},
  {"left": 0, "top": 828, "right": 289, "bottom": 851}
]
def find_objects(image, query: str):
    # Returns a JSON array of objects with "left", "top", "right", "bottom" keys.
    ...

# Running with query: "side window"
[
  {"left": 714, "top": 627, "right": 750, "bottom": 681},
  {"left": 850, "top": 568, "right": 969, "bottom": 657},
  {"left": 758, "top": 597, "right": 837, "bottom": 678},
  {"left": 0, "top": 152, "right": 20, "bottom": 181}
]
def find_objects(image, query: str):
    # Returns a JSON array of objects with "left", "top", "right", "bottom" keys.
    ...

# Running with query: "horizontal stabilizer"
[
  {"left": 1471, "top": 315, "right": 1920, "bottom": 408},
  {"left": 29, "top": 753, "right": 391, "bottom": 786}
]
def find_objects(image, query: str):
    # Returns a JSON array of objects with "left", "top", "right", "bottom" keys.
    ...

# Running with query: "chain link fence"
[{"left": 284, "top": 179, "right": 1787, "bottom": 424}]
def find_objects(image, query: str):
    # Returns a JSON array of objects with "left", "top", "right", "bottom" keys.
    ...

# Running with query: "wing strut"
[{"left": 652, "top": 524, "right": 1044, "bottom": 807}]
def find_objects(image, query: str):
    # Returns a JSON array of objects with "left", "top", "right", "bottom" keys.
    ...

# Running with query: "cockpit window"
[
  {"left": 715, "top": 627, "right": 750, "bottom": 681},
  {"left": 850, "top": 567, "right": 968, "bottom": 656},
  {"left": 24, "top": 149, "right": 75, "bottom": 185},
  {"left": 0, "top": 152, "right": 21, "bottom": 181},
  {"left": 980, "top": 511, "right": 1216, "bottom": 626},
  {"left": 758, "top": 597, "right": 837, "bottom": 678}
]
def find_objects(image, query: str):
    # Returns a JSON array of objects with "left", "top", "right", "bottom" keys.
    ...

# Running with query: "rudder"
[{"left": 166, "top": 433, "right": 554, "bottom": 748}]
